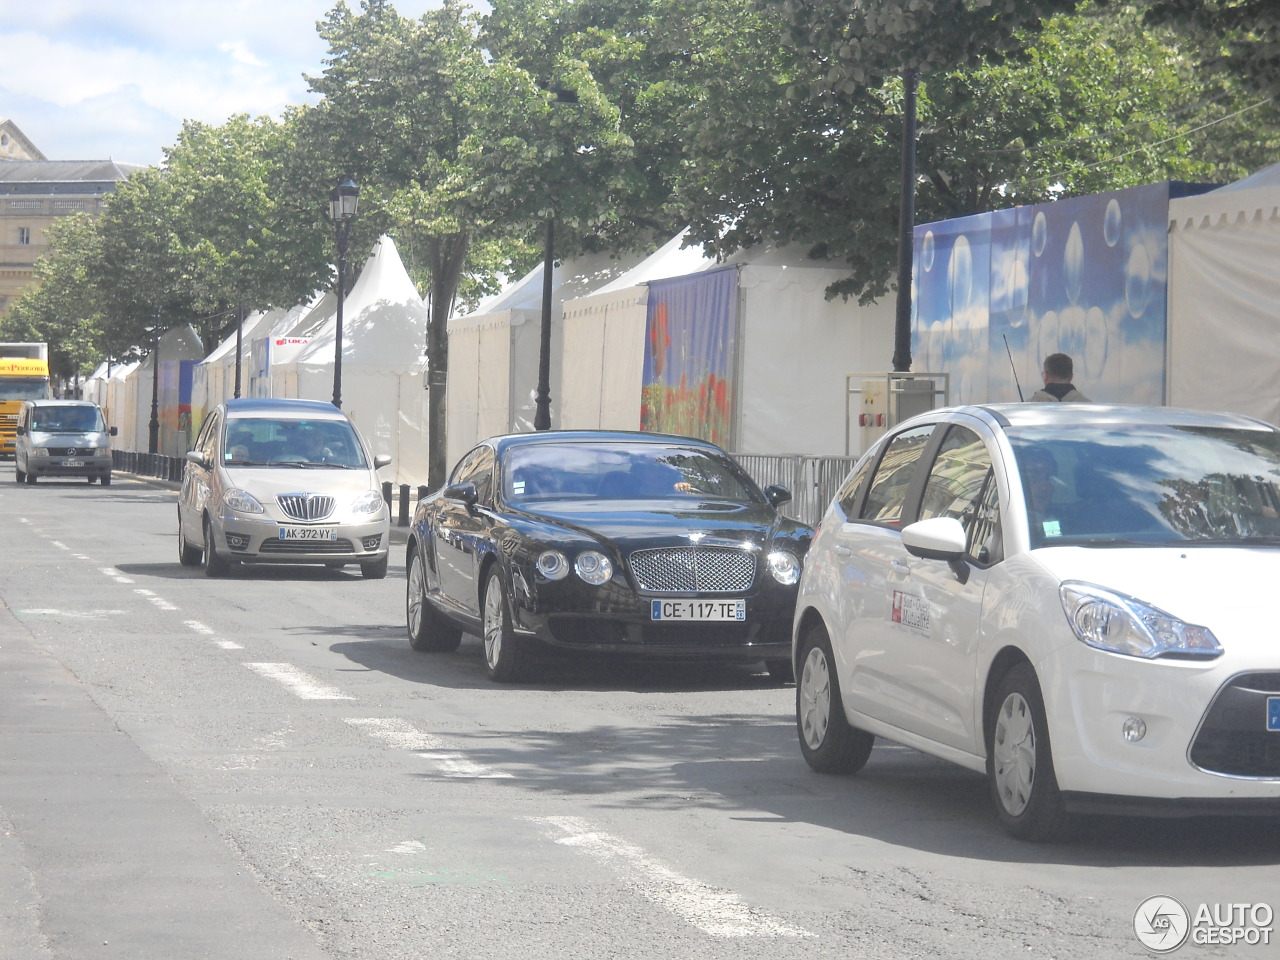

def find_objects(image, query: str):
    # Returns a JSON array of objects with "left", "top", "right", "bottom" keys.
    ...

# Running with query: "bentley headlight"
[
  {"left": 767, "top": 549, "right": 802, "bottom": 586},
  {"left": 222, "top": 488, "right": 265, "bottom": 514},
  {"left": 575, "top": 550, "right": 613, "bottom": 585},
  {"left": 351, "top": 489, "right": 385, "bottom": 515},
  {"left": 537, "top": 549, "right": 570, "bottom": 580},
  {"left": 1060, "top": 582, "right": 1221, "bottom": 659}
]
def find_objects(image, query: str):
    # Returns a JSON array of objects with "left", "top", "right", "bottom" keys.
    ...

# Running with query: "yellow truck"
[{"left": 0, "top": 343, "right": 52, "bottom": 457}]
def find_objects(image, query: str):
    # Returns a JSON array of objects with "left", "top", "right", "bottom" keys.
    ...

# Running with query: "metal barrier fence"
[
  {"left": 112, "top": 449, "right": 860, "bottom": 530},
  {"left": 732, "top": 453, "right": 860, "bottom": 527}
]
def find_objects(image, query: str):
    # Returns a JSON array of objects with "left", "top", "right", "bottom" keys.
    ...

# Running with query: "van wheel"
[
  {"left": 25, "top": 473, "right": 36, "bottom": 485},
  {"left": 101, "top": 474, "right": 112, "bottom": 487},
  {"left": 15, "top": 466, "right": 24, "bottom": 482}
]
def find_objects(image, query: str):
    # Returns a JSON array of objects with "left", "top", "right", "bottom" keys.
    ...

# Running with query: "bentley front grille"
[
  {"left": 276, "top": 493, "right": 336, "bottom": 522},
  {"left": 628, "top": 546, "right": 756, "bottom": 593}
]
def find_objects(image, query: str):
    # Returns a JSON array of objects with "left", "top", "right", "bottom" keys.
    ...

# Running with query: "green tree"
[{"left": 1145, "top": 0, "right": 1280, "bottom": 98}]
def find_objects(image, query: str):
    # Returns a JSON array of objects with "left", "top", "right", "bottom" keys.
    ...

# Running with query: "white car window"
[
  {"left": 859, "top": 425, "right": 935, "bottom": 525},
  {"left": 918, "top": 425, "right": 1002, "bottom": 564}
]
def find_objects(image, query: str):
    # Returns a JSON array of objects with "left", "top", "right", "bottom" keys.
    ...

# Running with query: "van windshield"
[{"left": 32, "top": 406, "right": 105, "bottom": 433}]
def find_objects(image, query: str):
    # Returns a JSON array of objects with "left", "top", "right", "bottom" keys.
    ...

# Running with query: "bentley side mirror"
[
  {"left": 763, "top": 484, "right": 792, "bottom": 508},
  {"left": 444, "top": 481, "right": 479, "bottom": 508}
]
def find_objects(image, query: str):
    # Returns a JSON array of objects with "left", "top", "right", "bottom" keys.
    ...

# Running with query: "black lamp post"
[
  {"left": 148, "top": 315, "right": 161, "bottom": 455},
  {"left": 533, "top": 215, "right": 555, "bottom": 431},
  {"left": 328, "top": 177, "right": 360, "bottom": 408}
]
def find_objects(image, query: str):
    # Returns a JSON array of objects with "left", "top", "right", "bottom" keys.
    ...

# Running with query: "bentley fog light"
[
  {"left": 1060, "top": 582, "right": 1221, "bottom": 660},
  {"left": 537, "top": 550, "right": 570, "bottom": 580},
  {"left": 223, "top": 488, "right": 264, "bottom": 514},
  {"left": 574, "top": 550, "right": 613, "bottom": 585},
  {"left": 767, "top": 550, "right": 802, "bottom": 585}
]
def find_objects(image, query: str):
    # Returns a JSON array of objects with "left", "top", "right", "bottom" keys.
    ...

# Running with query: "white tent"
[
  {"left": 293, "top": 236, "right": 430, "bottom": 485},
  {"left": 1168, "top": 162, "right": 1280, "bottom": 426},
  {"left": 252, "top": 294, "right": 332, "bottom": 399},
  {"left": 119, "top": 324, "right": 206, "bottom": 455},
  {"left": 559, "top": 230, "right": 895, "bottom": 456},
  {"left": 191, "top": 306, "right": 288, "bottom": 430},
  {"left": 444, "top": 249, "right": 645, "bottom": 469}
]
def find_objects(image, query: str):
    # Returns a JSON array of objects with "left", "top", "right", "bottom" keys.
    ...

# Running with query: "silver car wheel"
[
  {"left": 483, "top": 579, "right": 504, "bottom": 670},
  {"left": 798, "top": 645, "right": 832, "bottom": 751},
  {"left": 407, "top": 551, "right": 426, "bottom": 636},
  {"left": 992, "top": 691, "right": 1036, "bottom": 817}
]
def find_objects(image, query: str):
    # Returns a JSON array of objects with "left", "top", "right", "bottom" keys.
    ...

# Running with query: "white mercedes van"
[{"left": 15, "top": 399, "right": 116, "bottom": 485}]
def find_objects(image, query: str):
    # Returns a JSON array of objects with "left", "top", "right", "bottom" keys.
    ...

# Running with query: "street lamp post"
[
  {"left": 148, "top": 317, "right": 161, "bottom": 455},
  {"left": 533, "top": 215, "right": 555, "bottom": 431},
  {"left": 328, "top": 177, "right": 360, "bottom": 408}
]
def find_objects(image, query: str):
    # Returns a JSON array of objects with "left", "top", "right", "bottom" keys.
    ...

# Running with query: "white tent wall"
[
  {"left": 1168, "top": 178, "right": 1280, "bottom": 426},
  {"left": 294, "top": 236, "right": 430, "bottom": 486},
  {"left": 102, "top": 361, "right": 138, "bottom": 441},
  {"left": 444, "top": 251, "right": 645, "bottom": 470},
  {"left": 121, "top": 324, "right": 205, "bottom": 454},
  {"left": 737, "top": 264, "right": 895, "bottom": 456},
  {"left": 559, "top": 232, "right": 897, "bottom": 456}
]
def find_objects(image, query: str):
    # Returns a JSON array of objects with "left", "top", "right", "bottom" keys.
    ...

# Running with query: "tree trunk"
[{"left": 426, "top": 231, "right": 469, "bottom": 491}]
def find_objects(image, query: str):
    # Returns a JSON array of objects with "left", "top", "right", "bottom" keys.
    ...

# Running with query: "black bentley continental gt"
[{"left": 405, "top": 431, "right": 815, "bottom": 682}]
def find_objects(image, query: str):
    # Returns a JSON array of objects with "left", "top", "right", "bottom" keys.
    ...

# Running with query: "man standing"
[{"left": 1030, "top": 353, "right": 1091, "bottom": 402}]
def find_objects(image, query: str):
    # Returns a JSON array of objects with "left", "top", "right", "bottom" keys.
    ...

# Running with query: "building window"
[{"left": 17, "top": 227, "right": 30, "bottom": 245}]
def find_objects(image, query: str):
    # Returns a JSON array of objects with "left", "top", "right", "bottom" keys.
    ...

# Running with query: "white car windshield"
[
  {"left": 1009, "top": 424, "right": 1280, "bottom": 547},
  {"left": 223, "top": 418, "right": 367, "bottom": 468}
]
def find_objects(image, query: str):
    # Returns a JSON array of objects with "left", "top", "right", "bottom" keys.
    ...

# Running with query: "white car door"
[{"left": 886, "top": 423, "right": 1002, "bottom": 755}]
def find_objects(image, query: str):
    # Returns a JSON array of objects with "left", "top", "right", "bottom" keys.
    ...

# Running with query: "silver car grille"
[
  {"left": 628, "top": 546, "right": 757, "bottom": 593},
  {"left": 276, "top": 493, "right": 336, "bottom": 522}
]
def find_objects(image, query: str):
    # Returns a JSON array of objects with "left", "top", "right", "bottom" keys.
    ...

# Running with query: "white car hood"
[
  {"left": 222, "top": 465, "right": 379, "bottom": 501},
  {"left": 1031, "top": 545, "right": 1280, "bottom": 645}
]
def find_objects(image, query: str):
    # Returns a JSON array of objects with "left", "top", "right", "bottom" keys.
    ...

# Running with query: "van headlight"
[
  {"left": 222, "top": 488, "right": 264, "bottom": 514},
  {"left": 351, "top": 490, "right": 385, "bottom": 515},
  {"left": 1060, "top": 582, "right": 1221, "bottom": 659}
]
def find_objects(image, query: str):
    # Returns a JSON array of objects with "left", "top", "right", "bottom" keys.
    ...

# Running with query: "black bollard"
[{"left": 398, "top": 484, "right": 410, "bottom": 526}]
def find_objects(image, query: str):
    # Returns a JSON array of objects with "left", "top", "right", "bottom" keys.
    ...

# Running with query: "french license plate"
[
  {"left": 1268, "top": 696, "right": 1280, "bottom": 732},
  {"left": 651, "top": 600, "right": 746, "bottom": 621},
  {"left": 278, "top": 526, "right": 337, "bottom": 541},
  {"left": 62, "top": 459, "right": 84, "bottom": 467}
]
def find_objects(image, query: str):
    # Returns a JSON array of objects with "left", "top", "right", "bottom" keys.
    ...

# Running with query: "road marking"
[
  {"left": 244, "top": 662, "right": 354, "bottom": 700},
  {"left": 18, "top": 609, "right": 127, "bottom": 618},
  {"left": 100, "top": 567, "right": 134, "bottom": 583},
  {"left": 524, "top": 816, "right": 814, "bottom": 939},
  {"left": 344, "top": 718, "right": 512, "bottom": 779},
  {"left": 214, "top": 640, "right": 243, "bottom": 650},
  {"left": 72, "top": 553, "right": 90, "bottom": 560},
  {"left": 184, "top": 620, "right": 214, "bottom": 634},
  {"left": 50, "top": 540, "right": 70, "bottom": 550},
  {"left": 133, "top": 588, "right": 177, "bottom": 611}
]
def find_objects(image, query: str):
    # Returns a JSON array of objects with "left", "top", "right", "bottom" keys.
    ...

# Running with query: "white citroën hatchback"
[
  {"left": 793, "top": 403, "right": 1280, "bottom": 840},
  {"left": 178, "top": 398, "right": 391, "bottom": 578}
]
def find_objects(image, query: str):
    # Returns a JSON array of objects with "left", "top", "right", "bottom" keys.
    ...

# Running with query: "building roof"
[
  {"left": 0, "top": 119, "right": 46, "bottom": 161},
  {"left": 0, "top": 159, "right": 144, "bottom": 182}
]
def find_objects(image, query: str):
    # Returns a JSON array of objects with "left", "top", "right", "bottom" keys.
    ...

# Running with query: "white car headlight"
[
  {"left": 1060, "top": 581, "right": 1222, "bottom": 660},
  {"left": 222, "top": 488, "right": 265, "bottom": 514},
  {"left": 575, "top": 550, "right": 613, "bottom": 585},
  {"left": 351, "top": 489, "right": 385, "bottom": 515},
  {"left": 766, "top": 549, "right": 802, "bottom": 585},
  {"left": 537, "top": 550, "right": 570, "bottom": 580}
]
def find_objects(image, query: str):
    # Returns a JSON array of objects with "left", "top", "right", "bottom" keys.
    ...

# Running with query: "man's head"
[{"left": 1042, "top": 353, "right": 1074, "bottom": 383}]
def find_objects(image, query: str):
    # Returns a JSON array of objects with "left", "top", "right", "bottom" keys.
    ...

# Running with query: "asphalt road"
[{"left": 1, "top": 468, "right": 1278, "bottom": 960}]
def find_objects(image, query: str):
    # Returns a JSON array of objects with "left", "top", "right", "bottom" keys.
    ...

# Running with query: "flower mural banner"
[
  {"left": 641, "top": 266, "right": 739, "bottom": 447},
  {"left": 913, "top": 182, "right": 1191, "bottom": 405}
]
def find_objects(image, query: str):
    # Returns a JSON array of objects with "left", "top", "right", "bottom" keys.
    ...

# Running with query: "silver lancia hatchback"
[{"left": 177, "top": 398, "right": 391, "bottom": 578}]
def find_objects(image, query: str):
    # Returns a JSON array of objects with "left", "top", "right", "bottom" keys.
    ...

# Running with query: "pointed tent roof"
[
  {"left": 1216, "top": 161, "right": 1280, "bottom": 192},
  {"left": 296, "top": 235, "right": 428, "bottom": 371}
]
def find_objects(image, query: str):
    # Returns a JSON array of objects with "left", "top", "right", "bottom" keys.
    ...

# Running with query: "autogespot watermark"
[{"left": 1134, "top": 896, "right": 1274, "bottom": 952}]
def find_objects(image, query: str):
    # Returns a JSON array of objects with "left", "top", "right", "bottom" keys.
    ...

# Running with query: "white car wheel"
[
  {"left": 796, "top": 623, "right": 873, "bottom": 774},
  {"left": 987, "top": 662, "right": 1069, "bottom": 841}
]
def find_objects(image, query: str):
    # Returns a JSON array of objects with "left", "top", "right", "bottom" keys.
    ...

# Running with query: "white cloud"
[{"left": 0, "top": 0, "right": 463, "bottom": 165}]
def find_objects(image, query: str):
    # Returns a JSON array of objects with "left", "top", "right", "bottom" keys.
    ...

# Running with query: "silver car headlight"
[
  {"left": 766, "top": 549, "right": 802, "bottom": 585},
  {"left": 574, "top": 550, "right": 613, "bottom": 585},
  {"left": 537, "top": 550, "right": 570, "bottom": 580},
  {"left": 351, "top": 489, "right": 385, "bottom": 515},
  {"left": 222, "top": 488, "right": 265, "bottom": 515},
  {"left": 1060, "top": 581, "right": 1222, "bottom": 659}
]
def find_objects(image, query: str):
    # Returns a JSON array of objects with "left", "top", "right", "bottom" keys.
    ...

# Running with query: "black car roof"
[{"left": 485, "top": 429, "right": 724, "bottom": 455}]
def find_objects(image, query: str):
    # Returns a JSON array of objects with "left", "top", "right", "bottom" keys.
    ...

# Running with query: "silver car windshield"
[
  {"left": 223, "top": 418, "right": 367, "bottom": 468},
  {"left": 32, "top": 406, "right": 104, "bottom": 433},
  {"left": 503, "top": 442, "right": 765, "bottom": 503},
  {"left": 1009, "top": 424, "right": 1280, "bottom": 547}
]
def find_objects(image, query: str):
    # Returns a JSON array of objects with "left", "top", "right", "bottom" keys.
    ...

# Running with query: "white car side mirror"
[{"left": 902, "top": 516, "right": 967, "bottom": 561}]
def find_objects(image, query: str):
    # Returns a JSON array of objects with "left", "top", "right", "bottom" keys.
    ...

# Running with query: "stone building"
[{"left": 0, "top": 119, "right": 143, "bottom": 317}]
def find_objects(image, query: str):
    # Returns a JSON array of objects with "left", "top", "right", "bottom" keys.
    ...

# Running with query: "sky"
[{"left": 0, "top": 0, "right": 472, "bottom": 167}]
